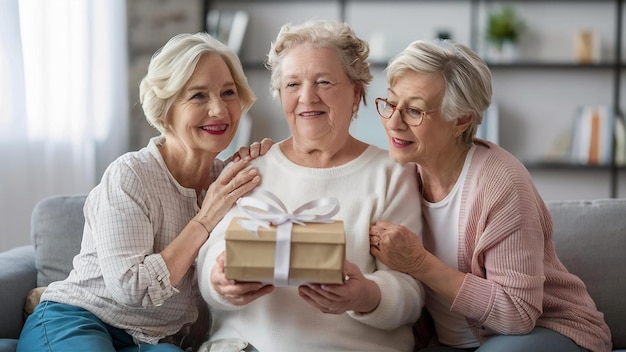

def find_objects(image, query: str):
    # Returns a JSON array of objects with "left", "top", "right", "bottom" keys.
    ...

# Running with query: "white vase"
[{"left": 488, "top": 41, "right": 518, "bottom": 63}]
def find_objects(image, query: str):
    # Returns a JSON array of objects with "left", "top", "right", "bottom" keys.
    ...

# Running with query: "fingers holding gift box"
[
  {"left": 211, "top": 252, "right": 275, "bottom": 306},
  {"left": 298, "top": 260, "right": 382, "bottom": 315}
]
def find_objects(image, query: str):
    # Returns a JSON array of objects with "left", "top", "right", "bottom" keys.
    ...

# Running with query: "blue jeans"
[
  {"left": 17, "top": 301, "right": 184, "bottom": 352},
  {"left": 418, "top": 327, "right": 589, "bottom": 352}
]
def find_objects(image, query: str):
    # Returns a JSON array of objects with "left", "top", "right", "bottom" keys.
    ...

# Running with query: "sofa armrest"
[{"left": 0, "top": 245, "right": 37, "bottom": 339}]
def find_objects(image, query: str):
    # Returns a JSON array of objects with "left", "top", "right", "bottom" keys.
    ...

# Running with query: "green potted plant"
[{"left": 486, "top": 5, "right": 526, "bottom": 61}]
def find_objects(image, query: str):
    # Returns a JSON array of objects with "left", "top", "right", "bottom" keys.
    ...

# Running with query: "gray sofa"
[{"left": 0, "top": 195, "right": 625, "bottom": 351}]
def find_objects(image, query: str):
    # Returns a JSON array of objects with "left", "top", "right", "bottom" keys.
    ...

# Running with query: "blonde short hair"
[{"left": 139, "top": 32, "right": 256, "bottom": 134}]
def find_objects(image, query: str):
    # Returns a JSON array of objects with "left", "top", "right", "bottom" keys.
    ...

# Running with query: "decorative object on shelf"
[
  {"left": 485, "top": 4, "right": 526, "bottom": 63},
  {"left": 435, "top": 29, "right": 452, "bottom": 40},
  {"left": 615, "top": 115, "right": 626, "bottom": 166},
  {"left": 575, "top": 29, "right": 601, "bottom": 64},
  {"left": 543, "top": 131, "right": 573, "bottom": 164},
  {"left": 570, "top": 105, "right": 614, "bottom": 166},
  {"left": 206, "top": 10, "right": 249, "bottom": 55}
]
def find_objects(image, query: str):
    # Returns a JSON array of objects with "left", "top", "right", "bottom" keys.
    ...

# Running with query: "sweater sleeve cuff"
[
  {"left": 451, "top": 273, "right": 494, "bottom": 322},
  {"left": 348, "top": 270, "right": 424, "bottom": 330},
  {"left": 144, "top": 254, "right": 178, "bottom": 307}
]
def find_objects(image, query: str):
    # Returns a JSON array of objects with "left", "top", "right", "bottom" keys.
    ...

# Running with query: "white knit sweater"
[{"left": 197, "top": 142, "right": 424, "bottom": 352}]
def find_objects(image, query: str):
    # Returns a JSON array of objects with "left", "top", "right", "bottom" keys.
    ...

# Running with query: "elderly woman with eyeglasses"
[
  {"left": 369, "top": 39, "right": 612, "bottom": 352},
  {"left": 196, "top": 20, "right": 425, "bottom": 352}
]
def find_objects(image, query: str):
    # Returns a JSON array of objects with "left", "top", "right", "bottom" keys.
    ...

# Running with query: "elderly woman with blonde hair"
[{"left": 18, "top": 32, "right": 270, "bottom": 352}]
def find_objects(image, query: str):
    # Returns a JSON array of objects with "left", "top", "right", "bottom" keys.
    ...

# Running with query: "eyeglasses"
[{"left": 375, "top": 98, "right": 434, "bottom": 127}]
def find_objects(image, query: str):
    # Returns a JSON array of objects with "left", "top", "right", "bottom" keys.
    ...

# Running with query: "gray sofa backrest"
[
  {"left": 547, "top": 199, "right": 626, "bottom": 349},
  {"left": 28, "top": 195, "right": 626, "bottom": 349},
  {"left": 30, "top": 194, "right": 86, "bottom": 287}
]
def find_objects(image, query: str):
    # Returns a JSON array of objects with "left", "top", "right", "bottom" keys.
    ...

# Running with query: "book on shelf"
[
  {"left": 570, "top": 105, "right": 618, "bottom": 166},
  {"left": 476, "top": 103, "right": 499, "bottom": 144},
  {"left": 615, "top": 115, "right": 626, "bottom": 166},
  {"left": 206, "top": 10, "right": 249, "bottom": 55}
]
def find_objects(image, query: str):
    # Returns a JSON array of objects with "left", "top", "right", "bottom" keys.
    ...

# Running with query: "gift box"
[{"left": 224, "top": 216, "right": 345, "bottom": 286}]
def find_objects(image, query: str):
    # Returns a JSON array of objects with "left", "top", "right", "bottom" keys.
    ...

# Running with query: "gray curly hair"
[{"left": 265, "top": 20, "right": 372, "bottom": 107}]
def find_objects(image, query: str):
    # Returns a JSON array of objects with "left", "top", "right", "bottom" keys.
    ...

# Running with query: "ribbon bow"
[{"left": 236, "top": 189, "right": 340, "bottom": 286}]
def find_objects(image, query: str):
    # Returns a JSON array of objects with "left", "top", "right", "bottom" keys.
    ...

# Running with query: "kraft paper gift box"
[{"left": 224, "top": 216, "right": 346, "bottom": 286}]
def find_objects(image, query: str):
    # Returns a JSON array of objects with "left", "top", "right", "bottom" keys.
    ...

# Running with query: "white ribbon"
[{"left": 236, "top": 189, "right": 340, "bottom": 286}]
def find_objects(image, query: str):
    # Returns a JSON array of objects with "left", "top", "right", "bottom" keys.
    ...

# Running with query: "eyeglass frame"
[{"left": 374, "top": 97, "right": 436, "bottom": 127}]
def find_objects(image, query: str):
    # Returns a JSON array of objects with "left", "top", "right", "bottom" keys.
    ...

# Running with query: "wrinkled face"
[
  {"left": 167, "top": 53, "right": 242, "bottom": 155},
  {"left": 278, "top": 44, "right": 360, "bottom": 146},
  {"left": 381, "top": 70, "right": 455, "bottom": 165}
]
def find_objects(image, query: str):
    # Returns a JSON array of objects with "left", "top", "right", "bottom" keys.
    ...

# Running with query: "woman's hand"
[
  {"left": 371, "top": 221, "right": 465, "bottom": 304},
  {"left": 211, "top": 252, "right": 274, "bottom": 306},
  {"left": 230, "top": 138, "right": 274, "bottom": 162},
  {"left": 369, "top": 220, "right": 426, "bottom": 276},
  {"left": 193, "top": 157, "right": 260, "bottom": 233},
  {"left": 298, "top": 260, "right": 380, "bottom": 314}
]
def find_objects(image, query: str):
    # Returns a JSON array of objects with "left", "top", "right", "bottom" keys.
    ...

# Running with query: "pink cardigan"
[{"left": 444, "top": 140, "right": 612, "bottom": 352}]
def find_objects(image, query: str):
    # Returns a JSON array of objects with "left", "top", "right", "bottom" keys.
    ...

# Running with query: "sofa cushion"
[
  {"left": 0, "top": 245, "right": 36, "bottom": 339},
  {"left": 0, "top": 339, "right": 18, "bottom": 352},
  {"left": 30, "top": 194, "right": 87, "bottom": 287},
  {"left": 547, "top": 198, "right": 626, "bottom": 350}
]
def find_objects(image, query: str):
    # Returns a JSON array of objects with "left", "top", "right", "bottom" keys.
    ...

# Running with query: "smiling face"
[
  {"left": 166, "top": 53, "right": 242, "bottom": 156},
  {"left": 278, "top": 44, "right": 360, "bottom": 149},
  {"left": 382, "top": 70, "right": 458, "bottom": 166}
]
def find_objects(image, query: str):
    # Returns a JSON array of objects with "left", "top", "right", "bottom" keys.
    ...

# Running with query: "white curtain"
[{"left": 0, "top": 0, "right": 128, "bottom": 251}]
